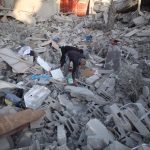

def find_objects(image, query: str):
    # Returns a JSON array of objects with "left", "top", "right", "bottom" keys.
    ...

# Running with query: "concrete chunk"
[
  {"left": 57, "top": 125, "right": 66, "bottom": 145},
  {"left": 65, "top": 86, "right": 94, "bottom": 101},
  {"left": 86, "top": 119, "right": 114, "bottom": 149},
  {"left": 86, "top": 75, "right": 100, "bottom": 84}
]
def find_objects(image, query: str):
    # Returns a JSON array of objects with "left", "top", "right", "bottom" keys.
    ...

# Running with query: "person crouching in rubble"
[{"left": 60, "top": 46, "right": 86, "bottom": 83}]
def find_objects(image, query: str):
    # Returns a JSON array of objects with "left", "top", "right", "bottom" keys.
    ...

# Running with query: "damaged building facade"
[{"left": 0, "top": 0, "right": 150, "bottom": 150}]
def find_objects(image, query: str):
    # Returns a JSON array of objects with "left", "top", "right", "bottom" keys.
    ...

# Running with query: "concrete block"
[
  {"left": 96, "top": 90, "right": 112, "bottom": 102},
  {"left": 124, "top": 108, "right": 150, "bottom": 137},
  {"left": 57, "top": 125, "right": 66, "bottom": 145},
  {"left": 86, "top": 75, "right": 100, "bottom": 84},
  {"left": 64, "top": 117, "right": 79, "bottom": 138},
  {"left": 87, "top": 103, "right": 105, "bottom": 119},
  {"left": 86, "top": 119, "right": 114, "bottom": 149},
  {"left": 110, "top": 104, "right": 132, "bottom": 138}
]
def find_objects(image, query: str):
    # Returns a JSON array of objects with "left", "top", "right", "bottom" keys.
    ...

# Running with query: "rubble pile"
[{"left": 0, "top": 6, "right": 150, "bottom": 150}]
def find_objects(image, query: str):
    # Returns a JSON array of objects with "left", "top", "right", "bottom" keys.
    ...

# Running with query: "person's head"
[{"left": 80, "top": 58, "right": 86, "bottom": 67}]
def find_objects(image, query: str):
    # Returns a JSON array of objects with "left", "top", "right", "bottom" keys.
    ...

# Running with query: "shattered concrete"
[{"left": 0, "top": 3, "right": 150, "bottom": 149}]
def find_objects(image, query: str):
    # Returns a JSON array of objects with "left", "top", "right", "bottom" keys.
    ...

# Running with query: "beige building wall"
[{"left": 4, "top": 0, "right": 59, "bottom": 24}]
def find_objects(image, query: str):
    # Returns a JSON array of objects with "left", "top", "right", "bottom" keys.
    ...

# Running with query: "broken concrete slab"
[
  {"left": 0, "top": 48, "right": 32, "bottom": 73},
  {"left": 64, "top": 86, "right": 95, "bottom": 101},
  {"left": 57, "top": 125, "right": 66, "bottom": 146},
  {"left": 24, "top": 85, "right": 50, "bottom": 109},
  {"left": 0, "top": 80, "right": 17, "bottom": 90}
]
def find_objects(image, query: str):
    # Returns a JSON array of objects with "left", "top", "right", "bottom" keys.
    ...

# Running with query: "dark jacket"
[{"left": 60, "top": 46, "right": 85, "bottom": 79}]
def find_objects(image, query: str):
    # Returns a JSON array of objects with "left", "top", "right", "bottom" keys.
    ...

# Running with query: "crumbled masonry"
[{"left": 0, "top": 2, "right": 150, "bottom": 150}]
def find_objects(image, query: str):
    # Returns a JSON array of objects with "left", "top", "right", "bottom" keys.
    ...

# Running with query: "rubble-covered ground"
[{"left": 0, "top": 7, "right": 150, "bottom": 150}]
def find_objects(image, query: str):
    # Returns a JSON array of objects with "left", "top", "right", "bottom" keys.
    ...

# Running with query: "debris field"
[{"left": 0, "top": 1, "right": 150, "bottom": 150}]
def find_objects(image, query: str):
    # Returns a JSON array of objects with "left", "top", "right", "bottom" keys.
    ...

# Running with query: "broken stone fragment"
[
  {"left": 86, "top": 119, "right": 114, "bottom": 149},
  {"left": 64, "top": 86, "right": 95, "bottom": 101}
]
